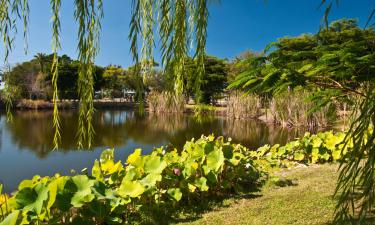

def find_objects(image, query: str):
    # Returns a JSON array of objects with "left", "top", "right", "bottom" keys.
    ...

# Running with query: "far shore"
[{"left": 0, "top": 99, "right": 350, "bottom": 131}]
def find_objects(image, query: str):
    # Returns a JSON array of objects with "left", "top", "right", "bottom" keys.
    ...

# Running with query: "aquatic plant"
[
  {"left": 226, "top": 92, "right": 262, "bottom": 119},
  {"left": 0, "top": 130, "right": 354, "bottom": 224},
  {"left": 147, "top": 91, "right": 185, "bottom": 113},
  {"left": 269, "top": 91, "right": 335, "bottom": 128}
]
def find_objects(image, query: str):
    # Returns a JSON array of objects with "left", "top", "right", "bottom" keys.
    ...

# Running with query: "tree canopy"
[{"left": 229, "top": 19, "right": 375, "bottom": 100}]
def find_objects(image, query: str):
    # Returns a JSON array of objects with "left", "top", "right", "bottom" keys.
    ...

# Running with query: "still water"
[{"left": 0, "top": 110, "right": 310, "bottom": 192}]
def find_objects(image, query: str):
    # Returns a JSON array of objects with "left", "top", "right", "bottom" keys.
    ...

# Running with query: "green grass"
[{"left": 178, "top": 164, "right": 338, "bottom": 225}]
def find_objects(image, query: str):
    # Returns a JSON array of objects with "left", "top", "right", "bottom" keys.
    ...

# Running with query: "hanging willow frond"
[
  {"left": 130, "top": 0, "right": 210, "bottom": 100},
  {"left": 74, "top": 0, "right": 102, "bottom": 149},
  {"left": 1, "top": 0, "right": 210, "bottom": 149},
  {"left": 172, "top": 0, "right": 187, "bottom": 96},
  {"left": 9, "top": 0, "right": 29, "bottom": 53},
  {"left": 0, "top": 0, "right": 17, "bottom": 63},
  {"left": 129, "top": 0, "right": 145, "bottom": 113},
  {"left": 1, "top": 0, "right": 28, "bottom": 121},
  {"left": 333, "top": 85, "right": 375, "bottom": 224},
  {"left": 158, "top": 0, "right": 172, "bottom": 68},
  {"left": 21, "top": 0, "right": 28, "bottom": 53},
  {"left": 50, "top": 0, "right": 61, "bottom": 150},
  {"left": 194, "top": 0, "right": 207, "bottom": 103},
  {"left": 140, "top": 0, "right": 154, "bottom": 70}
]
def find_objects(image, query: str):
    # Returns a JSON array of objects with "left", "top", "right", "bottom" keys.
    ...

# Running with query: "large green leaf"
[
  {"left": 144, "top": 156, "right": 167, "bottom": 174},
  {"left": 0, "top": 210, "right": 19, "bottom": 225},
  {"left": 205, "top": 149, "right": 225, "bottom": 172},
  {"left": 70, "top": 175, "right": 95, "bottom": 207},
  {"left": 126, "top": 149, "right": 144, "bottom": 168},
  {"left": 293, "top": 152, "right": 305, "bottom": 161},
  {"left": 141, "top": 174, "right": 162, "bottom": 188},
  {"left": 15, "top": 183, "right": 49, "bottom": 215},
  {"left": 46, "top": 176, "right": 66, "bottom": 212},
  {"left": 194, "top": 177, "right": 209, "bottom": 191},
  {"left": 311, "top": 147, "right": 320, "bottom": 163},
  {"left": 91, "top": 160, "right": 104, "bottom": 181},
  {"left": 167, "top": 188, "right": 182, "bottom": 201},
  {"left": 118, "top": 180, "right": 145, "bottom": 198}
]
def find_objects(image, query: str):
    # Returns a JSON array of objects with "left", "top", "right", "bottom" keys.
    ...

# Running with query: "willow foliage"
[{"left": 0, "top": 0, "right": 210, "bottom": 149}]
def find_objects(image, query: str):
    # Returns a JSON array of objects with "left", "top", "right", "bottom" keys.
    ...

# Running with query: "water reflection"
[
  {"left": 0, "top": 110, "right": 313, "bottom": 192},
  {"left": 4, "top": 110, "right": 311, "bottom": 158}
]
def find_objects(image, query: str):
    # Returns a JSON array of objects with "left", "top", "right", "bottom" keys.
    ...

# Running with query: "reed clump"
[
  {"left": 268, "top": 91, "right": 335, "bottom": 128},
  {"left": 226, "top": 92, "right": 262, "bottom": 119},
  {"left": 16, "top": 99, "right": 74, "bottom": 109},
  {"left": 147, "top": 91, "right": 185, "bottom": 113}
]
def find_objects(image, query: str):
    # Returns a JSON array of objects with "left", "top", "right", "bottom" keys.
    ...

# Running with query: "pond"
[{"left": 0, "top": 109, "right": 312, "bottom": 192}]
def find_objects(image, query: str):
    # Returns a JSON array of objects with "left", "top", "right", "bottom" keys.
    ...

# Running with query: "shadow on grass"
[
  {"left": 324, "top": 209, "right": 375, "bottom": 225},
  {"left": 137, "top": 183, "right": 263, "bottom": 225}
]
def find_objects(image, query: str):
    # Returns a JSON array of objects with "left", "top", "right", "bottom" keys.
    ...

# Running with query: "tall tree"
[{"left": 33, "top": 53, "right": 48, "bottom": 73}]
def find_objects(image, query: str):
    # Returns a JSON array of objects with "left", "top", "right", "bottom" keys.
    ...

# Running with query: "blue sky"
[{"left": 0, "top": 0, "right": 373, "bottom": 67}]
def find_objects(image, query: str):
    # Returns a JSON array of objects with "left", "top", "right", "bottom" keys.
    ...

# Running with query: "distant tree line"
[{"left": 3, "top": 54, "right": 228, "bottom": 104}]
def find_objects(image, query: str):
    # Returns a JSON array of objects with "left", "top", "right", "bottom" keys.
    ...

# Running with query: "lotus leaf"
[
  {"left": 206, "top": 149, "right": 224, "bottom": 172},
  {"left": 144, "top": 156, "right": 167, "bottom": 174},
  {"left": 167, "top": 188, "right": 182, "bottom": 201},
  {"left": 70, "top": 175, "right": 95, "bottom": 207},
  {"left": 126, "top": 149, "right": 144, "bottom": 167},
  {"left": 118, "top": 180, "right": 145, "bottom": 198},
  {"left": 0, "top": 210, "right": 19, "bottom": 225}
]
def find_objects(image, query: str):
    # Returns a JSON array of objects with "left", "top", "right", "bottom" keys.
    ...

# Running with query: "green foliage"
[
  {"left": 0, "top": 135, "right": 259, "bottom": 224},
  {"left": 252, "top": 131, "right": 350, "bottom": 170},
  {"left": 1, "top": 0, "right": 211, "bottom": 149},
  {"left": 0, "top": 132, "right": 353, "bottom": 224},
  {"left": 0, "top": 129, "right": 358, "bottom": 224},
  {"left": 229, "top": 19, "right": 375, "bottom": 101},
  {"left": 184, "top": 55, "right": 228, "bottom": 104},
  {"left": 334, "top": 86, "right": 375, "bottom": 224}
]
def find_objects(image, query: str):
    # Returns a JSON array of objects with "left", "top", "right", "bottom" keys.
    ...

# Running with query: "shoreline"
[{"left": 0, "top": 99, "right": 349, "bottom": 130}]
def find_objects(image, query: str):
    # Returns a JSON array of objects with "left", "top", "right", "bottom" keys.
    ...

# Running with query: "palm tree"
[{"left": 33, "top": 53, "right": 48, "bottom": 74}]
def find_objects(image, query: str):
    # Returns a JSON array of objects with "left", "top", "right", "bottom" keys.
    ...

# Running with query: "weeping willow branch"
[
  {"left": 74, "top": 0, "right": 102, "bottom": 149},
  {"left": 1, "top": 0, "right": 210, "bottom": 149},
  {"left": 21, "top": 0, "right": 28, "bottom": 53},
  {"left": 0, "top": 0, "right": 16, "bottom": 65},
  {"left": 172, "top": 0, "right": 187, "bottom": 96},
  {"left": 333, "top": 85, "right": 375, "bottom": 224},
  {"left": 50, "top": 0, "right": 61, "bottom": 150},
  {"left": 130, "top": 0, "right": 210, "bottom": 101},
  {"left": 194, "top": 0, "right": 207, "bottom": 103},
  {"left": 129, "top": 0, "right": 145, "bottom": 113},
  {"left": 0, "top": 0, "right": 28, "bottom": 122}
]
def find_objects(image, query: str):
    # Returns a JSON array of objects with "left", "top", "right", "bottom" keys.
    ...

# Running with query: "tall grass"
[
  {"left": 16, "top": 99, "right": 73, "bottom": 110},
  {"left": 147, "top": 91, "right": 185, "bottom": 113},
  {"left": 226, "top": 92, "right": 262, "bottom": 119},
  {"left": 268, "top": 91, "right": 335, "bottom": 128}
]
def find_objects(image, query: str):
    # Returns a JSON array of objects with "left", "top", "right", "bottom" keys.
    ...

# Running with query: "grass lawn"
[{"left": 178, "top": 164, "right": 338, "bottom": 225}]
